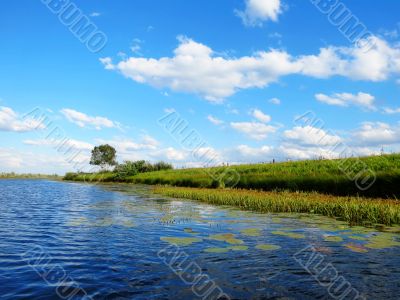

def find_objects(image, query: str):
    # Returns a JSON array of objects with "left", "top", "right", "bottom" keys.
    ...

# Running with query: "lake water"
[{"left": 0, "top": 180, "right": 399, "bottom": 299}]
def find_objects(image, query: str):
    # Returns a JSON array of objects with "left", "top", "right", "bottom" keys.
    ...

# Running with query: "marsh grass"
[{"left": 153, "top": 186, "right": 400, "bottom": 226}]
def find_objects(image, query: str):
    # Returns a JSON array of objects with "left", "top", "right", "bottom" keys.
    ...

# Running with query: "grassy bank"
[
  {"left": 154, "top": 186, "right": 400, "bottom": 226},
  {"left": 0, "top": 173, "right": 61, "bottom": 180},
  {"left": 65, "top": 154, "right": 400, "bottom": 198}
]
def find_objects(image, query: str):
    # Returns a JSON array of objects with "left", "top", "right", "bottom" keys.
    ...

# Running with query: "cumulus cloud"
[
  {"left": 315, "top": 92, "right": 376, "bottom": 110},
  {"left": 251, "top": 109, "right": 271, "bottom": 123},
  {"left": 284, "top": 126, "right": 342, "bottom": 146},
  {"left": 101, "top": 36, "right": 400, "bottom": 102},
  {"left": 61, "top": 108, "right": 120, "bottom": 130},
  {"left": 96, "top": 137, "right": 159, "bottom": 153},
  {"left": 0, "top": 106, "right": 45, "bottom": 132},
  {"left": 23, "top": 139, "right": 93, "bottom": 151},
  {"left": 207, "top": 115, "right": 224, "bottom": 125},
  {"left": 352, "top": 122, "right": 400, "bottom": 146},
  {"left": 150, "top": 147, "right": 188, "bottom": 161},
  {"left": 269, "top": 97, "right": 281, "bottom": 105},
  {"left": 383, "top": 107, "right": 400, "bottom": 114},
  {"left": 231, "top": 121, "right": 277, "bottom": 140},
  {"left": 236, "top": 0, "right": 283, "bottom": 26},
  {"left": 89, "top": 12, "right": 101, "bottom": 17}
]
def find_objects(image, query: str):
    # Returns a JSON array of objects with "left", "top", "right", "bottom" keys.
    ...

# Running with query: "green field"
[{"left": 64, "top": 154, "right": 400, "bottom": 198}]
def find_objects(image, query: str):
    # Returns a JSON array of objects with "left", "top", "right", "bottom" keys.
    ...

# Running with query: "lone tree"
[{"left": 90, "top": 144, "right": 117, "bottom": 170}]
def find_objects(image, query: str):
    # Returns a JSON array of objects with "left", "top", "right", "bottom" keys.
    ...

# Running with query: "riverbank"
[
  {"left": 64, "top": 154, "right": 400, "bottom": 198},
  {"left": 0, "top": 173, "right": 62, "bottom": 180},
  {"left": 153, "top": 186, "right": 400, "bottom": 226}
]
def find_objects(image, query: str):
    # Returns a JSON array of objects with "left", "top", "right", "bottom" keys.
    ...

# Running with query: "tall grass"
[
  {"left": 64, "top": 154, "right": 400, "bottom": 198},
  {"left": 154, "top": 186, "right": 400, "bottom": 226}
]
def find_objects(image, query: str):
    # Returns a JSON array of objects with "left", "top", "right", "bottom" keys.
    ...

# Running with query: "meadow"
[
  {"left": 153, "top": 186, "right": 400, "bottom": 226},
  {"left": 64, "top": 154, "right": 400, "bottom": 198}
]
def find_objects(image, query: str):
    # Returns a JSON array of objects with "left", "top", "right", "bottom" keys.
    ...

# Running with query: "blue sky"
[{"left": 1, "top": 0, "right": 400, "bottom": 174}]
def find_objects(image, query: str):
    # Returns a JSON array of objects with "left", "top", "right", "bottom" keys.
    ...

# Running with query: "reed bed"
[{"left": 154, "top": 186, "right": 400, "bottom": 226}]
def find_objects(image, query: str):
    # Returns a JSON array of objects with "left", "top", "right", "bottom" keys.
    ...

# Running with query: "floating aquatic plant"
[
  {"left": 324, "top": 235, "right": 343, "bottom": 242},
  {"left": 240, "top": 228, "right": 262, "bottom": 237},
  {"left": 204, "top": 247, "right": 230, "bottom": 253},
  {"left": 255, "top": 244, "right": 281, "bottom": 251},
  {"left": 345, "top": 243, "right": 368, "bottom": 253},
  {"left": 271, "top": 231, "right": 305, "bottom": 239},
  {"left": 209, "top": 233, "right": 244, "bottom": 245},
  {"left": 160, "top": 237, "right": 202, "bottom": 246}
]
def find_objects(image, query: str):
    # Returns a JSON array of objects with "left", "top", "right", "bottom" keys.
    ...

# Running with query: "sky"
[{"left": 1, "top": 0, "right": 400, "bottom": 174}]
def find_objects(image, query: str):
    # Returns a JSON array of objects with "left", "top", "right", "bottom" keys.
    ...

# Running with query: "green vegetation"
[
  {"left": 64, "top": 160, "right": 173, "bottom": 182},
  {"left": 65, "top": 154, "right": 400, "bottom": 198},
  {"left": 153, "top": 186, "right": 400, "bottom": 226},
  {"left": 90, "top": 144, "right": 117, "bottom": 170},
  {"left": 0, "top": 173, "right": 61, "bottom": 180}
]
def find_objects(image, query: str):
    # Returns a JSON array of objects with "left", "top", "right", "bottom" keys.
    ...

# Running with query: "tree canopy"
[{"left": 90, "top": 144, "right": 117, "bottom": 170}]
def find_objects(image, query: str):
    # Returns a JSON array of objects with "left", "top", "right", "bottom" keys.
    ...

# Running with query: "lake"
[{"left": 0, "top": 180, "right": 399, "bottom": 299}]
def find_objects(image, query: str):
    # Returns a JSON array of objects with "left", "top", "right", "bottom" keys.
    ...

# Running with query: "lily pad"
[
  {"left": 271, "top": 231, "right": 305, "bottom": 239},
  {"left": 348, "top": 235, "right": 368, "bottom": 241},
  {"left": 204, "top": 247, "right": 230, "bottom": 253},
  {"left": 240, "top": 228, "right": 262, "bottom": 237},
  {"left": 255, "top": 244, "right": 281, "bottom": 251},
  {"left": 184, "top": 228, "right": 198, "bottom": 234},
  {"left": 365, "top": 233, "right": 400, "bottom": 249},
  {"left": 345, "top": 243, "right": 368, "bottom": 253},
  {"left": 228, "top": 245, "right": 249, "bottom": 251},
  {"left": 324, "top": 236, "right": 343, "bottom": 242},
  {"left": 160, "top": 237, "right": 202, "bottom": 246},
  {"left": 209, "top": 233, "right": 244, "bottom": 245}
]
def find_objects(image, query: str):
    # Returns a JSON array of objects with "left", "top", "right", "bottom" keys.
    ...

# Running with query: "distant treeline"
[
  {"left": 64, "top": 154, "right": 400, "bottom": 199},
  {"left": 64, "top": 160, "right": 173, "bottom": 181},
  {"left": 0, "top": 173, "right": 61, "bottom": 179}
]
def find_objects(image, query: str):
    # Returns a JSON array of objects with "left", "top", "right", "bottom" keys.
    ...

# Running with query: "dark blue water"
[{"left": 0, "top": 180, "right": 399, "bottom": 299}]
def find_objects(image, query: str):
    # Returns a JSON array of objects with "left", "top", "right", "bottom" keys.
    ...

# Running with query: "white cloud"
[
  {"left": 236, "top": 0, "right": 283, "bottom": 26},
  {"left": 23, "top": 139, "right": 93, "bottom": 151},
  {"left": 61, "top": 108, "right": 119, "bottom": 130},
  {"left": 269, "top": 97, "right": 281, "bottom": 105},
  {"left": 141, "top": 134, "right": 160, "bottom": 148},
  {"left": 315, "top": 92, "right": 376, "bottom": 110},
  {"left": 150, "top": 147, "right": 188, "bottom": 161},
  {"left": 164, "top": 108, "right": 176, "bottom": 114},
  {"left": 102, "top": 36, "right": 400, "bottom": 102},
  {"left": 231, "top": 122, "right": 277, "bottom": 140},
  {"left": 284, "top": 126, "right": 342, "bottom": 146},
  {"left": 383, "top": 107, "right": 400, "bottom": 114},
  {"left": 0, "top": 148, "right": 23, "bottom": 169},
  {"left": 251, "top": 109, "right": 271, "bottom": 123},
  {"left": 352, "top": 122, "right": 400, "bottom": 146},
  {"left": 97, "top": 137, "right": 159, "bottom": 153},
  {"left": 90, "top": 12, "right": 101, "bottom": 17},
  {"left": 0, "top": 106, "right": 45, "bottom": 132},
  {"left": 207, "top": 115, "right": 224, "bottom": 125},
  {"left": 99, "top": 57, "right": 115, "bottom": 70}
]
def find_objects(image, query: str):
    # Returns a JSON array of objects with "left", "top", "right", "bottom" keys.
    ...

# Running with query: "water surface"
[{"left": 0, "top": 180, "right": 399, "bottom": 299}]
